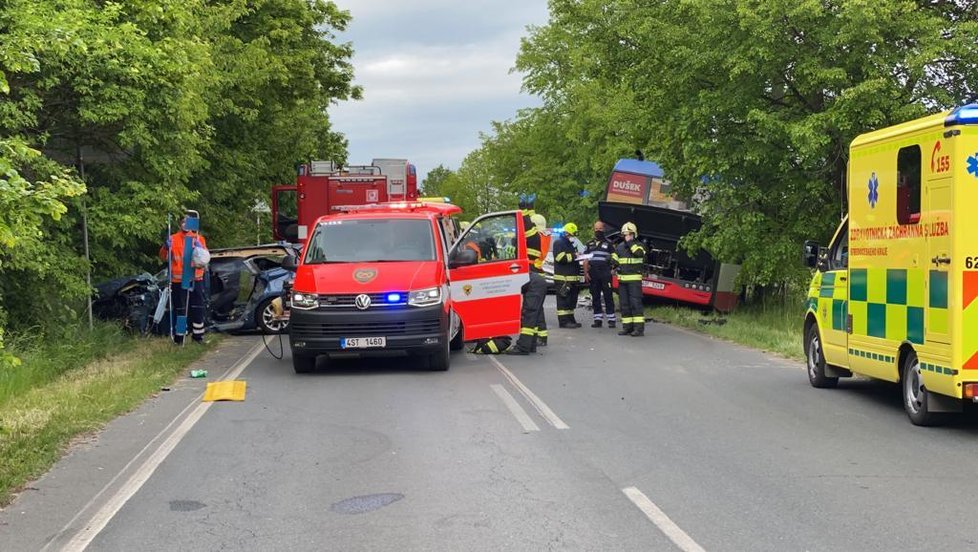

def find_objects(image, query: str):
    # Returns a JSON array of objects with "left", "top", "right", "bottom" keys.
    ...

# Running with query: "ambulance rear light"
[{"left": 964, "top": 383, "right": 978, "bottom": 401}]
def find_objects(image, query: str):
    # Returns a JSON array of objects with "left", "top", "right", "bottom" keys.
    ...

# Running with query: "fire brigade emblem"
[
  {"left": 463, "top": 284, "right": 473, "bottom": 296},
  {"left": 353, "top": 269, "right": 377, "bottom": 283}
]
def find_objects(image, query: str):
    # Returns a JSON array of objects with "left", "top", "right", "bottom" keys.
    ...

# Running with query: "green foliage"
[
  {"left": 458, "top": 0, "right": 978, "bottom": 286},
  {"left": 0, "top": 0, "right": 359, "bottom": 354}
]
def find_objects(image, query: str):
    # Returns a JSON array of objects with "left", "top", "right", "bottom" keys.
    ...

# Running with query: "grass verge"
[
  {"left": 647, "top": 300, "right": 805, "bottom": 362},
  {"left": 0, "top": 326, "right": 217, "bottom": 506}
]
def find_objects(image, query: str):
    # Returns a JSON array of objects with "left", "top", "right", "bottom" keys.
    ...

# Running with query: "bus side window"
[{"left": 897, "top": 145, "right": 921, "bottom": 225}]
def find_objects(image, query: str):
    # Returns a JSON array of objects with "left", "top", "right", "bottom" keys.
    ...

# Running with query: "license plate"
[
  {"left": 643, "top": 281, "right": 666, "bottom": 290},
  {"left": 341, "top": 337, "right": 386, "bottom": 349}
]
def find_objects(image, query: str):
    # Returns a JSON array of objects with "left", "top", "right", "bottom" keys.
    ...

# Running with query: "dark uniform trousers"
[
  {"left": 618, "top": 279, "right": 643, "bottom": 332},
  {"left": 516, "top": 271, "right": 549, "bottom": 351},
  {"left": 171, "top": 280, "right": 205, "bottom": 344},
  {"left": 589, "top": 268, "right": 616, "bottom": 324}
]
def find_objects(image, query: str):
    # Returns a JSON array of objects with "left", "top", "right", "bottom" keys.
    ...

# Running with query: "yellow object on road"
[{"left": 203, "top": 381, "right": 247, "bottom": 402}]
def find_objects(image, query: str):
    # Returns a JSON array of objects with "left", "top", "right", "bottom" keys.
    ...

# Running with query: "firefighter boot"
[
  {"left": 537, "top": 336, "right": 548, "bottom": 347},
  {"left": 617, "top": 324, "right": 633, "bottom": 336},
  {"left": 591, "top": 319, "right": 602, "bottom": 328},
  {"left": 630, "top": 325, "right": 645, "bottom": 337}
]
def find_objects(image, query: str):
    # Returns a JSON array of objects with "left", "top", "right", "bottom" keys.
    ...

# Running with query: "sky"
[{"left": 327, "top": 0, "right": 551, "bottom": 183}]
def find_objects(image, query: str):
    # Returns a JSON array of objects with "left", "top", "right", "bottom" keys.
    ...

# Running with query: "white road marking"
[
  {"left": 56, "top": 341, "right": 264, "bottom": 552},
  {"left": 490, "top": 384, "right": 540, "bottom": 432},
  {"left": 488, "top": 356, "right": 569, "bottom": 430},
  {"left": 622, "top": 486, "right": 706, "bottom": 552}
]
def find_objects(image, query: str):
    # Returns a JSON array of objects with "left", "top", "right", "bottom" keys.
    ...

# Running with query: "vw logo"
[{"left": 354, "top": 294, "right": 372, "bottom": 310}]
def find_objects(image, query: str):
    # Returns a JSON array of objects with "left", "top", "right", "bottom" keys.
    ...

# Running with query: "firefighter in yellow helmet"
[
  {"left": 613, "top": 222, "right": 646, "bottom": 336},
  {"left": 553, "top": 222, "right": 582, "bottom": 328}
]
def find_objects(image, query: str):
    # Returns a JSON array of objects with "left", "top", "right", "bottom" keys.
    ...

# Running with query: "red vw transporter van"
[{"left": 286, "top": 201, "right": 530, "bottom": 373}]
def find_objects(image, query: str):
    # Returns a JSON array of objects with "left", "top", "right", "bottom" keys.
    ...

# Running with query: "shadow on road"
[{"left": 837, "top": 378, "right": 978, "bottom": 431}]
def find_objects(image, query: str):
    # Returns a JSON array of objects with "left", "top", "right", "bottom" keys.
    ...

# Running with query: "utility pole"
[{"left": 77, "top": 144, "right": 93, "bottom": 331}]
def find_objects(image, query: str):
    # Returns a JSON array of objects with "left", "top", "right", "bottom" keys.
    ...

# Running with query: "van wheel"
[
  {"left": 449, "top": 312, "right": 464, "bottom": 351},
  {"left": 293, "top": 353, "right": 317, "bottom": 374},
  {"left": 806, "top": 325, "right": 838, "bottom": 388},
  {"left": 902, "top": 351, "right": 946, "bottom": 426},
  {"left": 429, "top": 337, "right": 450, "bottom": 371}
]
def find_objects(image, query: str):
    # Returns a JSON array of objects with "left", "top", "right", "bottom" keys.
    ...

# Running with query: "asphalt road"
[{"left": 6, "top": 300, "right": 978, "bottom": 551}]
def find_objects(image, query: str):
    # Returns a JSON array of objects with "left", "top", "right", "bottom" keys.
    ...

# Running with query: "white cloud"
[{"left": 327, "top": 1, "right": 549, "bottom": 181}]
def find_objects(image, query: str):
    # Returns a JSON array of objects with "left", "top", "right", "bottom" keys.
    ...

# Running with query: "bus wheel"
[
  {"left": 902, "top": 351, "right": 946, "bottom": 426},
  {"left": 806, "top": 325, "right": 838, "bottom": 389}
]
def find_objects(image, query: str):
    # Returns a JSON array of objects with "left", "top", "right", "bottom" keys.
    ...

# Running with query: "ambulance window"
[
  {"left": 897, "top": 146, "right": 921, "bottom": 225},
  {"left": 829, "top": 221, "right": 848, "bottom": 270}
]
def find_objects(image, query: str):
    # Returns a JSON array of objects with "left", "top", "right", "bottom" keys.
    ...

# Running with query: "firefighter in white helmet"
[{"left": 612, "top": 222, "right": 645, "bottom": 337}]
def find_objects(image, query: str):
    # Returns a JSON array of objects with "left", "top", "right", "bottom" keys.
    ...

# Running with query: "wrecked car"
[{"left": 93, "top": 243, "right": 299, "bottom": 335}]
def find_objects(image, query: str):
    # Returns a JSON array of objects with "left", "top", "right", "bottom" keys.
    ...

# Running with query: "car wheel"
[
  {"left": 429, "top": 336, "right": 450, "bottom": 371},
  {"left": 902, "top": 350, "right": 946, "bottom": 426},
  {"left": 257, "top": 297, "right": 288, "bottom": 334},
  {"left": 293, "top": 353, "right": 317, "bottom": 374},
  {"left": 806, "top": 325, "right": 838, "bottom": 389}
]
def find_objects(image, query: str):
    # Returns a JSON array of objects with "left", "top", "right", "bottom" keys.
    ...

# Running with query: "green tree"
[{"left": 507, "top": 0, "right": 978, "bottom": 286}]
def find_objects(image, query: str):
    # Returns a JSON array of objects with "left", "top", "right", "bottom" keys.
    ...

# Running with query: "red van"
[{"left": 286, "top": 201, "right": 530, "bottom": 373}]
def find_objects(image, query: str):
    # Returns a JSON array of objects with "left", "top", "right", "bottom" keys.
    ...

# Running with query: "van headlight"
[
  {"left": 408, "top": 287, "right": 442, "bottom": 307},
  {"left": 291, "top": 292, "right": 318, "bottom": 310}
]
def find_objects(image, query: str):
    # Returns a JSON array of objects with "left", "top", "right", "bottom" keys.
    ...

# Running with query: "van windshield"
[{"left": 304, "top": 219, "right": 436, "bottom": 263}]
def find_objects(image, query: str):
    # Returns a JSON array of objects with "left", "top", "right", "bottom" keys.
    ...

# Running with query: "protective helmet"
[
  {"left": 563, "top": 222, "right": 578, "bottom": 235},
  {"left": 518, "top": 193, "right": 537, "bottom": 210},
  {"left": 622, "top": 222, "right": 638, "bottom": 235},
  {"left": 530, "top": 213, "right": 547, "bottom": 230}
]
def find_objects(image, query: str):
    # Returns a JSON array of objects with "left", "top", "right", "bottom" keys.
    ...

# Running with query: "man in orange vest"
[{"left": 160, "top": 215, "right": 209, "bottom": 344}]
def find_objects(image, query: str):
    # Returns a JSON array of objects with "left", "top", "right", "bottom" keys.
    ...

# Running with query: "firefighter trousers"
[
  {"left": 171, "top": 281, "right": 205, "bottom": 344},
  {"left": 516, "top": 272, "right": 549, "bottom": 351},
  {"left": 556, "top": 281, "right": 579, "bottom": 325},
  {"left": 588, "top": 271, "right": 615, "bottom": 324},
  {"left": 618, "top": 280, "right": 644, "bottom": 331}
]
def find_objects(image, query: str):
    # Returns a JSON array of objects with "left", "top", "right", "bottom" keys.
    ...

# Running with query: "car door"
[
  {"left": 448, "top": 210, "right": 528, "bottom": 341},
  {"left": 821, "top": 220, "right": 849, "bottom": 366}
]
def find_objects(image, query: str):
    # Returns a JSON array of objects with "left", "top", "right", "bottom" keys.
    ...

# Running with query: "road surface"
[{"left": 4, "top": 301, "right": 978, "bottom": 551}]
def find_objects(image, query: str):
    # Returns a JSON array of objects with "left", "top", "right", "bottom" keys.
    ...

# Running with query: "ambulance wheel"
[
  {"left": 902, "top": 351, "right": 946, "bottom": 426},
  {"left": 293, "top": 353, "right": 317, "bottom": 374},
  {"left": 806, "top": 325, "right": 837, "bottom": 389},
  {"left": 429, "top": 338, "right": 450, "bottom": 371}
]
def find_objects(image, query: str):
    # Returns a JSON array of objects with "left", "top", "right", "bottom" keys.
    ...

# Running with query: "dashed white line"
[
  {"left": 57, "top": 341, "right": 263, "bottom": 552},
  {"left": 490, "top": 384, "right": 540, "bottom": 432},
  {"left": 622, "top": 486, "right": 706, "bottom": 552},
  {"left": 487, "top": 356, "right": 569, "bottom": 430}
]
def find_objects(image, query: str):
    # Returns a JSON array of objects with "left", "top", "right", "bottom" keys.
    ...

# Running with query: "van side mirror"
[
  {"left": 281, "top": 255, "right": 298, "bottom": 271},
  {"left": 450, "top": 248, "right": 478, "bottom": 269},
  {"left": 816, "top": 248, "right": 830, "bottom": 273},
  {"left": 803, "top": 240, "right": 820, "bottom": 268}
]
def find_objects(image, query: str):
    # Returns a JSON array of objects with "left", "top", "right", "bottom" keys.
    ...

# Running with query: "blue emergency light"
[
  {"left": 945, "top": 104, "right": 978, "bottom": 126},
  {"left": 387, "top": 293, "right": 402, "bottom": 303}
]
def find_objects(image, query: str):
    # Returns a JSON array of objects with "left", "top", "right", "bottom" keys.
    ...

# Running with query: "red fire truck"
[
  {"left": 601, "top": 159, "right": 741, "bottom": 312},
  {"left": 272, "top": 159, "right": 419, "bottom": 242}
]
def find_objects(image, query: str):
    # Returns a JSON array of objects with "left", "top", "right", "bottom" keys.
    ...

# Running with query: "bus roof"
[{"left": 613, "top": 159, "right": 665, "bottom": 178}]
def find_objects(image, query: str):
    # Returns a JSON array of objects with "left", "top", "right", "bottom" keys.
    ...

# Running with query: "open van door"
[{"left": 448, "top": 210, "right": 529, "bottom": 341}]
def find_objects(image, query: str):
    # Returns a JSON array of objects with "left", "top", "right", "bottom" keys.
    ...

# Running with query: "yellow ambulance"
[{"left": 803, "top": 104, "right": 978, "bottom": 425}]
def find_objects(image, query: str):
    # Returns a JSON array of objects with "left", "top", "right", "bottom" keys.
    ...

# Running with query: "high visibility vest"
[{"left": 162, "top": 231, "right": 208, "bottom": 282}]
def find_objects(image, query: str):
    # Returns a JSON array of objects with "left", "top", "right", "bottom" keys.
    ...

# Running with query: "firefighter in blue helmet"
[
  {"left": 613, "top": 222, "right": 645, "bottom": 337},
  {"left": 553, "top": 222, "right": 582, "bottom": 328},
  {"left": 508, "top": 193, "right": 549, "bottom": 355}
]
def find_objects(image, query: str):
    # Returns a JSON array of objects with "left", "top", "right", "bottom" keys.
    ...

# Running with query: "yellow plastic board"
[{"left": 203, "top": 380, "right": 247, "bottom": 402}]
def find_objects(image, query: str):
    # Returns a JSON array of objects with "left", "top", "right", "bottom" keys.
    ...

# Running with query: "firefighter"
[
  {"left": 507, "top": 194, "right": 549, "bottom": 355},
  {"left": 553, "top": 222, "right": 582, "bottom": 328},
  {"left": 160, "top": 214, "right": 210, "bottom": 344},
  {"left": 583, "top": 221, "right": 615, "bottom": 328},
  {"left": 529, "top": 212, "right": 550, "bottom": 346},
  {"left": 613, "top": 222, "right": 645, "bottom": 337}
]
